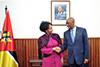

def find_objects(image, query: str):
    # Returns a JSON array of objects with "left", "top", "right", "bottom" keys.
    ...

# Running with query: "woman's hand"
[
  {"left": 61, "top": 57, "right": 64, "bottom": 66},
  {"left": 53, "top": 47, "right": 61, "bottom": 53}
]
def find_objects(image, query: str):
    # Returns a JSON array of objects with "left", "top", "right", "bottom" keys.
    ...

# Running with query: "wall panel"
[{"left": 13, "top": 38, "right": 100, "bottom": 67}]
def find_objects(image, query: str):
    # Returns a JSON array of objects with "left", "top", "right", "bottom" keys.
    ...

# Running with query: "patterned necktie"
[
  {"left": 71, "top": 29, "right": 74, "bottom": 43},
  {"left": 57, "top": 13, "right": 61, "bottom": 19}
]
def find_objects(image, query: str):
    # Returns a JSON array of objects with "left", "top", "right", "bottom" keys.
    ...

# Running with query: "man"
[
  {"left": 55, "top": 6, "right": 67, "bottom": 20},
  {"left": 54, "top": 17, "right": 89, "bottom": 67}
]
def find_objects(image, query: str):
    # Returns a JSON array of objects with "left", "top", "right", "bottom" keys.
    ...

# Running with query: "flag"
[{"left": 0, "top": 10, "right": 19, "bottom": 67}]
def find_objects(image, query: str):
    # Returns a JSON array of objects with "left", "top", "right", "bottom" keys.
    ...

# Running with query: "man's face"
[
  {"left": 58, "top": 6, "right": 63, "bottom": 12},
  {"left": 66, "top": 19, "right": 74, "bottom": 29}
]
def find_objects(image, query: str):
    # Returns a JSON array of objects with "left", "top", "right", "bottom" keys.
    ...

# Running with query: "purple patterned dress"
[{"left": 38, "top": 33, "right": 64, "bottom": 67}]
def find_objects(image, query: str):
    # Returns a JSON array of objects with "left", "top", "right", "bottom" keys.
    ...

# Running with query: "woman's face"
[{"left": 46, "top": 24, "right": 53, "bottom": 35}]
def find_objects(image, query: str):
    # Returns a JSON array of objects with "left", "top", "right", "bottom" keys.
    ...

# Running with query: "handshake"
[{"left": 53, "top": 47, "right": 61, "bottom": 53}]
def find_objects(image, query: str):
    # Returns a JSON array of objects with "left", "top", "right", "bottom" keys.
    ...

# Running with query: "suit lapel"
[
  {"left": 68, "top": 29, "right": 73, "bottom": 43},
  {"left": 68, "top": 28, "right": 79, "bottom": 44},
  {"left": 74, "top": 27, "right": 79, "bottom": 44}
]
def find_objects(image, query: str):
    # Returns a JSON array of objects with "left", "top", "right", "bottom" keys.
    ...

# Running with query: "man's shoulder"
[
  {"left": 64, "top": 29, "right": 70, "bottom": 34},
  {"left": 62, "top": 11, "right": 66, "bottom": 14},
  {"left": 76, "top": 26, "right": 86, "bottom": 30}
]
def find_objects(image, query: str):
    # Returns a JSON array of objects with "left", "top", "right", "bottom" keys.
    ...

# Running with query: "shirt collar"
[
  {"left": 58, "top": 11, "right": 62, "bottom": 14},
  {"left": 70, "top": 26, "right": 76, "bottom": 31},
  {"left": 73, "top": 26, "right": 76, "bottom": 31}
]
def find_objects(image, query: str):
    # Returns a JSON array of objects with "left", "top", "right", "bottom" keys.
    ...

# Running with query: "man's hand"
[
  {"left": 84, "top": 59, "right": 89, "bottom": 64},
  {"left": 53, "top": 47, "right": 61, "bottom": 53}
]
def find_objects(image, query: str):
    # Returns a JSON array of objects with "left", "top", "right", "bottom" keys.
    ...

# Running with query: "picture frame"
[{"left": 51, "top": 0, "right": 70, "bottom": 26}]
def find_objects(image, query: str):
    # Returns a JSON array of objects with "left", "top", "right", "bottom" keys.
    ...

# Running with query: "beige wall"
[{"left": 0, "top": 0, "right": 100, "bottom": 38}]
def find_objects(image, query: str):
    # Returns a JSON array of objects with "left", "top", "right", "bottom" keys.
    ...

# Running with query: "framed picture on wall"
[{"left": 51, "top": 1, "right": 70, "bottom": 26}]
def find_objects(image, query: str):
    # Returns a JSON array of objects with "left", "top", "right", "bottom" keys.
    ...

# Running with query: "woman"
[{"left": 38, "top": 21, "right": 64, "bottom": 67}]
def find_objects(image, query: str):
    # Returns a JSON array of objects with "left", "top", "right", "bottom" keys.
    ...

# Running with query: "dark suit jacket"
[
  {"left": 60, "top": 26, "right": 89, "bottom": 65},
  {"left": 55, "top": 11, "right": 67, "bottom": 20}
]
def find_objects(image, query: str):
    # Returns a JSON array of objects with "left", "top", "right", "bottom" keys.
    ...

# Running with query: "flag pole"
[
  {"left": 5, "top": 5, "right": 7, "bottom": 15},
  {"left": 0, "top": 5, "right": 7, "bottom": 38}
]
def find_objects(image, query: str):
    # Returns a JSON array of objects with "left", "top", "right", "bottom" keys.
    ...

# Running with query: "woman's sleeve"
[{"left": 41, "top": 46, "right": 53, "bottom": 54}]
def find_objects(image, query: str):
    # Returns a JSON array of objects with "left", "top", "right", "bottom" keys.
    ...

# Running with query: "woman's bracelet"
[{"left": 61, "top": 58, "right": 63, "bottom": 60}]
